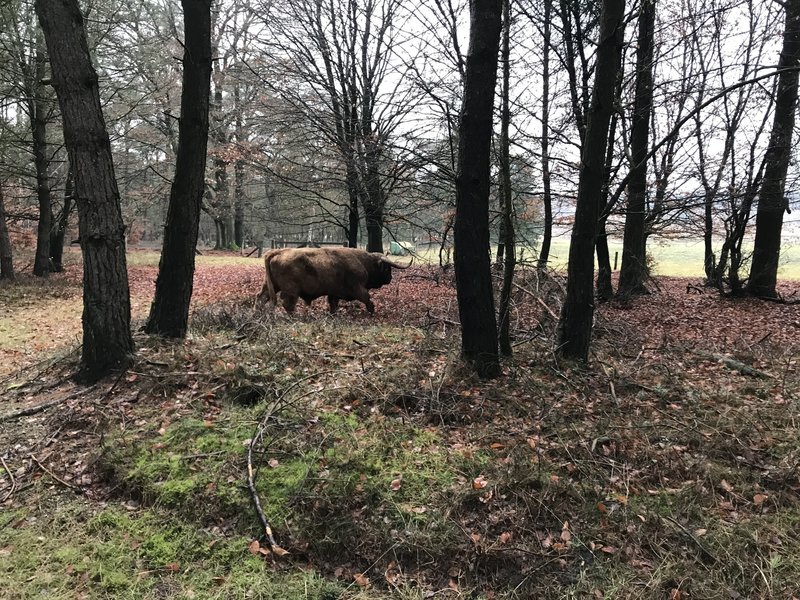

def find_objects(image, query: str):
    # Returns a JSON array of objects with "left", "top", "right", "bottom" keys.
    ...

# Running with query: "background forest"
[{"left": 2, "top": 0, "right": 797, "bottom": 281}]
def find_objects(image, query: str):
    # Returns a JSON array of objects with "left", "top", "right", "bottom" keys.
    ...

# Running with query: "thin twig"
[
  {"left": 1, "top": 456, "right": 16, "bottom": 502},
  {"left": 29, "top": 453, "right": 78, "bottom": 490},
  {"left": 663, "top": 515, "right": 718, "bottom": 564}
]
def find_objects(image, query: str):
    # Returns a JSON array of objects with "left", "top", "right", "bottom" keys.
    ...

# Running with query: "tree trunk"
[
  {"left": 49, "top": 168, "right": 73, "bottom": 273},
  {"left": 556, "top": 0, "right": 625, "bottom": 361},
  {"left": 537, "top": 0, "right": 553, "bottom": 273},
  {"left": 144, "top": 0, "right": 212, "bottom": 338},
  {"left": 454, "top": 0, "right": 502, "bottom": 378},
  {"left": 618, "top": 0, "right": 655, "bottom": 297},
  {"left": 30, "top": 39, "right": 51, "bottom": 277},
  {"left": 35, "top": 0, "right": 133, "bottom": 382},
  {"left": 346, "top": 164, "right": 360, "bottom": 247},
  {"left": 234, "top": 159, "right": 245, "bottom": 248},
  {"left": 747, "top": 0, "right": 800, "bottom": 297},
  {"left": 498, "top": 0, "right": 515, "bottom": 356},
  {"left": 596, "top": 82, "right": 622, "bottom": 302},
  {"left": 0, "top": 186, "right": 14, "bottom": 281}
]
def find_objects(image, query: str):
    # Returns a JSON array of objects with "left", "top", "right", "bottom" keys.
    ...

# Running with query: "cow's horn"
[{"left": 381, "top": 255, "right": 413, "bottom": 269}]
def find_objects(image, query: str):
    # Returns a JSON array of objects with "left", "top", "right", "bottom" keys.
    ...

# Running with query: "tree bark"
[
  {"left": 556, "top": 0, "right": 625, "bottom": 361},
  {"left": 747, "top": 0, "right": 800, "bottom": 297},
  {"left": 0, "top": 186, "right": 14, "bottom": 281},
  {"left": 498, "top": 0, "right": 515, "bottom": 357},
  {"left": 454, "top": 0, "right": 502, "bottom": 378},
  {"left": 618, "top": 0, "right": 655, "bottom": 297},
  {"left": 35, "top": 0, "right": 133, "bottom": 382},
  {"left": 144, "top": 0, "right": 212, "bottom": 337}
]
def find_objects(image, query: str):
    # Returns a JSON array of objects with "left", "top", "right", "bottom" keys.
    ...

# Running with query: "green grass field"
[
  {"left": 518, "top": 237, "right": 800, "bottom": 279},
  {"left": 122, "top": 237, "right": 800, "bottom": 280}
]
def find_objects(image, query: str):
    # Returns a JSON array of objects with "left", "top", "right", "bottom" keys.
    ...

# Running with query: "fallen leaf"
[
  {"left": 753, "top": 493, "right": 768, "bottom": 506},
  {"left": 353, "top": 573, "right": 370, "bottom": 588},
  {"left": 472, "top": 475, "right": 488, "bottom": 489},
  {"left": 390, "top": 476, "right": 402, "bottom": 491}
]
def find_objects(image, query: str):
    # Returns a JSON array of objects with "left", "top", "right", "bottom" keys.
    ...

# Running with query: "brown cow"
[{"left": 255, "top": 247, "right": 410, "bottom": 314}]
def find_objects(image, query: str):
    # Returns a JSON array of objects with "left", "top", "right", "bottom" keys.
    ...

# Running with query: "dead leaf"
[
  {"left": 271, "top": 545, "right": 289, "bottom": 557},
  {"left": 390, "top": 476, "right": 402, "bottom": 491},
  {"left": 267, "top": 458, "right": 279, "bottom": 468},
  {"left": 247, "top": 540, "right": 262, "bottom": 555},
  {"left": 353, "top": 572, "right": 370, "bottom": 588},
  {"left": 753, "top": 493, "right": 768, "bottom": 506},
  {"left": 472, "top": 475, "right": 488, "bottom": 489}
]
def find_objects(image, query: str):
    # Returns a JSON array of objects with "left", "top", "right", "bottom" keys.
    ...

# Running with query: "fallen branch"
[
  {"left": 247, "top": 370, "right": 337, "bottom": 555},
  {"left": 0, "top": 386, "right": 95, "bottom": 422},
  {"left": 690, "top": 349, "right": 772, "bottom": 379}
]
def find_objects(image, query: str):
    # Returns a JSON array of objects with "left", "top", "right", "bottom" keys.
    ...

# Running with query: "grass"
[{"left": 527, "top": 236, "right": 800, "bottom": 279}]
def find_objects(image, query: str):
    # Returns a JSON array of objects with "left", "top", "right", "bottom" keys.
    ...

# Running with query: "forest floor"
[{"left": 1, "top": 248, "right": 799, "bottom": 599}]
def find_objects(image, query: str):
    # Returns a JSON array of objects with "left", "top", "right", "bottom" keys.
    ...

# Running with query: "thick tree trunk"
[
  {"left": 144, "top": 0, "right": 212, "bottom": 338},
  {"left": 537, "top": 0, "right": 553, "bottom": 273},
  {"left": 747, "top": 0, "right": 800, "bottom": 297},
  {"left": 498, "top": 0, "right": 515, "bottom": 356},
  {"left": 618, "top": 0, "right": 655, "bottom": 297},
  {"left": 556, "top": 0, "right": 625, "bottom": 361},
  {"left": 0, "top": 187, "right": 14, "bottom": 281},
  {"left": 36, "top": 0, "right": 133, "bottom": 382},
  {"left": 454, "top": 0, "right": 502, "bottom": 378},
  {"left": 49, "top": 168, "right": 73, "bottom": 273}
]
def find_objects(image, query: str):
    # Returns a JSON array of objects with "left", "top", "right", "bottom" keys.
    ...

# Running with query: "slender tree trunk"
[
  {"left": 454, "top": 0, "right": 502, "bottom": 378},
  {"left": 618, "top": 0, "right": 655, "bottom": 297},
  {"left": 556, "top": 0, "right": 625, "bottom": 361},
  {"left": 747, "top": 0, "right": 800, "bottom": 297},
  {"left": 35, "top": 0, "right": 133, "bottom": 382},
  {"left": 346, "top": 164, "right": 360, "bottom": 247},
  {"left": 596, "top": 96, "right": 620, "bottom": 301},
  {"left": 30, "top": 39, "right": 51, "bottom": 277},
  {"left": 498, "top": 0, "right": 515, "bottom": 356},
  {"left": 144, "top": 0, "right": 212, "bottom": 337},
  {"left": 537, "top": 0, "right": 553, "bottom": 273},
  {"left": 49, "top": 167, "right": 73, "bottom": 272},
  {"left": 0, "top": 187, "right": 14, "bottom": 281},
  {"left": 364, "top": 147, "right": 384, "bottom": 252},
  {"left": 703, "top": 196, "right": 714, "bottom": 280},
  {"left": 234, "top": 159, "right": 245, "bottom": 247}
]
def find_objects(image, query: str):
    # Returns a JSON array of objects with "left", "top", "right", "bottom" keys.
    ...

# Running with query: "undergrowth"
[{"left": 2, "top": 292, "right": 799, "bottom": 599}]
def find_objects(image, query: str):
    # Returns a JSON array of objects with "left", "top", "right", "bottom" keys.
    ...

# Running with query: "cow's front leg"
[
  {"left": 281, "top": 294, "right": 298, "bottom": 313},
  {"left": 328, "top": 296, "right": 340, "bottom": 313}
]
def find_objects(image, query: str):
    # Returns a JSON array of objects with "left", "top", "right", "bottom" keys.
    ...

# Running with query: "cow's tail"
[{"left": 255, "top": 251, "right": 279, "bottom": 308}]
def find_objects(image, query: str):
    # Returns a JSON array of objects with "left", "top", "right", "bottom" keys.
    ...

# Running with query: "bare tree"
[
  {"left": 556, "top": 0, "right": 624, "bottom": 361},
  {"left": 35, "top": 0, "right": 133, "bottom": 382},
  {"left": 145, "top": 0, "right": 213, "bottom": 337},
  {"left": 747, "top": 0, "right": 800, "bottom": 298},
  {"left": 455, "top": 0, "right": 502, "bottom": 378},
  {"left": 618, "top": 0, "right": 655, "bottom": 297}
]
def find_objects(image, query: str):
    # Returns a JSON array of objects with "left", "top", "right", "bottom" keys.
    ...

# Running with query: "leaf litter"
[{"left": 0, "top": 254, "right": 798, "bottom": 598}]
